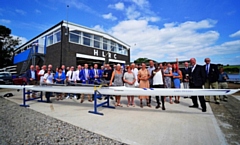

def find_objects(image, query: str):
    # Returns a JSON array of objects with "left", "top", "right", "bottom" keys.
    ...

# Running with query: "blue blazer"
[
  {"left": 80, "top": 69, "right": 93, "bottom": 83},
  {"left": 26, "top": 70, "right": 37, "bottom": 82},
  {"left": 90, "top": 69, "right": 102, "bottom": 82},
  {"left": 54, "top": 72, "right": 66, "bottom": 83}
]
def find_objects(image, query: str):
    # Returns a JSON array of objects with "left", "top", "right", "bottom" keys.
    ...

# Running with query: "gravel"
[{"left": 0, "top": 96, "right": 126, "bottom": 145}]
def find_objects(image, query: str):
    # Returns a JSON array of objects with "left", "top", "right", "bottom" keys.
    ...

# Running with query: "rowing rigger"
[{"left": 0, "top": 85, "right": 239, "bottom": 115}]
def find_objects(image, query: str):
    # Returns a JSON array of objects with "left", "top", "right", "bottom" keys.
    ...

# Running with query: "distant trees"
[{"left": 0, "top": 25, "right": 21, "bottom": 68}]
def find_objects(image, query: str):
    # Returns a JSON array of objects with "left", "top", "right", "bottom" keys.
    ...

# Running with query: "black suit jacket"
[
  {"left": 204, "top": 63, "right": 219, "bottom": 83},
  {"left": 189, "top": 65, "right": 206, "bottom": 87},
  {"left": 26, "top": 70, "right": 38, "bottom": 82},
  {"left": 180, "top": 67, "right": 191, "bottom": 82}
]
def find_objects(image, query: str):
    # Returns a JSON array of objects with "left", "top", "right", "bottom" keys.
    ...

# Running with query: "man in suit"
[
  {"left": 79, "top": 63, "right": 93, "bottom": 103},
  {"left": 189, "top": 58, "right": 207, "bottom": 112},
  {"left": 204, "top": 58, "right": 220, "bottom": 104},
  {"left": 26, "top": 65, "right": 38, "bottom": 99},
  {"left": 91, "top": 64, "right": 102, "bottom": 84},
  {"left": 180, "top": 62, "right": 191, "bottom": 98}
]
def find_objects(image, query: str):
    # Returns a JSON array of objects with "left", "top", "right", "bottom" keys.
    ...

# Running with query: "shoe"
[
  {"left": 98, "top": 97, "right": 102, "bottom": 100},
  {"left": 140, "top": 103, "right": 143, "bottom": 108},
  {"left": 80, "top": 100, "right": 84, "bottom": 103},
  {"left": 223, "top": 98, "right": 228, "bottom": 102},
  {"left": 66, "top": 96, "right": 70, "bottom": 99},
  {"left": 215, "top": 101, "right": 220, "bottom": 104},
  {"left": 110, "top": 97, "right": 114, "bottom": 100},
  {"left": 77, "top": 96, "right": 80, "bottom": 100},
  {"left": 202, "top": 109, "right": 207, "bottom": 112},
  {"left": 155, "top": 105, "right": 160, "bottom": 109},
  {"left": 189, "top": 105, "right": 198, "bottom": 108},
  {"left": 88, "top": 100, "right": 92, "bottom": 102},
  {"left": 74, "top": 95, "right": 77, "bottom": 99},
  {"left": 46, "top": 100, "right": 52, "bottom": 103},
  {"left": 184, "top": 97, "right": 188, "bottom": 99},
  {"left": 162, "top": 106, "right": 166, "bottom": 110}
]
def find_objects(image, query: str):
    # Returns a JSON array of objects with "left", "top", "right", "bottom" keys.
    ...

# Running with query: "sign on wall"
[{"left": 93, "top": 49, "right": 117, "bottom": 59}]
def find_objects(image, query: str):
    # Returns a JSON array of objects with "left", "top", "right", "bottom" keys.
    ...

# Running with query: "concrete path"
[{"left": 1, "top": 90, "right": 227, "bottom": 145}]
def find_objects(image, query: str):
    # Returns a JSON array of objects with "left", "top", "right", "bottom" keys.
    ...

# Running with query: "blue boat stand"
[
  {"left": 88, "top": 90, "right": 115, "bottom": 115},
  {"left": 19, "top": 87, "right": 45, "bottom": 107}
]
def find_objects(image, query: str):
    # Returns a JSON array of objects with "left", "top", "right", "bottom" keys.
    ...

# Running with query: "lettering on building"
[{"left": 93, "top": 49, "right": 117, "bottom": 59}]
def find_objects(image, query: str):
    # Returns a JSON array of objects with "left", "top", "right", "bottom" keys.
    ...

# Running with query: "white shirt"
[
  {"left": 43, "top": 73, "right": 53, "bottom": 84},
  {"left": 66, "top": 71, "right": 76, "bottom": 81},
  {"left": 31, "top": 70, "right": 35, "bottom": 79},
  {"left": 84, "top": 69, "right": 89, "bottom": 80},
  {"left": 131, "top": 68, "right": 139, "bottom": 84},
  {"left": 148, "top": 66, "right": 155, "bottom": 76},
  {"left": 153, "top": 71, "right": 164, "bottom": 85},
  {"left": 191, "top": 64, "right": 197, "bottom": 72},
  {"left": 38, "top": 69, "right": 45, "bottom": 83},
  {"left": 75, "top": 69, "right": 81, "bottom": 81}
]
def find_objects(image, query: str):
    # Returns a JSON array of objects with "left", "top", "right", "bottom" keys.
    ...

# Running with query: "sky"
[{"left": 1, "top": 0, "right": 240, "bottom": 65}]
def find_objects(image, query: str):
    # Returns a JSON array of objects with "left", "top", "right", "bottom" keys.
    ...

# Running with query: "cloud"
[
  {"left": 0, "top": 19, "right": 11, "bottom": 24},
  {"left": 131, "top": 0, "right": 149, "bottom": 8},
  {"left": 108, "top": 2, "right": 125, "bottom": 10},
  {"left": 12, "top": 35, "right": 28, "bottom": 46},
  {"left": 15, "top": 9, "right": 26, "bottom": 15},
  {"left": 35, "top": 9, "right": 41, "bottom": 14},
  {"left": 229, "top": 30, "right": 240, "bottom": 38},
  {"left": 92, "top": 25, "right": 105, "bottom": 32},
  {"left": 107, "top": 19, "right": 239, "bottom": 63},
  {"left": 102, "top": 13, "right": 117, "bottom": 21}
]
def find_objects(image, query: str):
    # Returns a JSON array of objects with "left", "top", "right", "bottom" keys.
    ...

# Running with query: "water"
[{"left": 228, "top": 74, "right": 240, "bottom": 79}]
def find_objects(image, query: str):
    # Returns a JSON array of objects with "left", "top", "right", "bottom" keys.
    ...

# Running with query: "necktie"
[
  {"left": 206, "top": 65, "right": 209, "bottom": 76},
  {"left": 71, "top": 71, "right": 73, "bottom": 79},
  {"left": 95, "top": 69, "right": 98, "bottom": 75}
]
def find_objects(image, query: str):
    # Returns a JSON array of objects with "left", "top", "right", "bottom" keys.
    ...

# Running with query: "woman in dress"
[
  {"left": 54, "top": 67, "right": 66, "bottom": 100},
  {"left": 163, "top": 62, "right": 173, "bottom": 104},
  {"left": 110, "top": 64, "right": 124, "bottom": 107},
  {"left": 123, "top": 66, "right": 136, "bottom": 107},
  {"left": 138, "top": 63, "right": 150, "bottom": 108},
  {"left": 172, "top": 64, "right": 182, "bottom": 103}
]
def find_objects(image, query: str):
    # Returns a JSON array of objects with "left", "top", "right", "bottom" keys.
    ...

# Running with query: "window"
[
  {"left": 70, "top": 30, "right": 81, "bottom": 35},
  {"left": 69, "top": 33, "right": 80, "bottom": 44},
  {"left": 117, "top": 44, "right": 122, "bottom": 54},
  {"left": 47, "top": 35, "right": 53, "bottom": 46},
  {"left": 123, "top": 47, "right": 128, "bottom": 55},
  {"left": 111, "top": 41, "right": 116, "bottom": 52},
  {"left": 103, "top": 38, "right": 108, "bottom": 50},
  {"left": 53, "top": 31, "right": 61, "bottom": 43},
  {"left": 94, "top": 35, "right": 101, "bottom": 49},
  {"left": 83, "top": 32, "right": 91, "bottom": 46}
]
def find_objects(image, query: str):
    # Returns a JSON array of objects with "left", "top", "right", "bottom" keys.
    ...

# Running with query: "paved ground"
[
  {"left": 0, "top": 89, "right": 232, "bottom": 145},
  {"left": 209, "top": 95, "right": 240, "bottom": 145}
]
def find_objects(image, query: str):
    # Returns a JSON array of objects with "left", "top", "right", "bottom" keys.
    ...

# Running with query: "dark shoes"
[
  {"left": 162, "top": 106, "right": 166, "bottom": 110},
  {"left": 215, "top": 102, "right": 220, "bottom": 104},
  {"left": 202, "top": 109, "right": 207, "bottom": 112},
  {"left": 155, "top": 105, "right": 160, "bottom": 109},
  {"left": 46, "top": 100, "right": 52, "bottom": 103},
  {"left": 189, "top": 105, "right": 198, "bottom": 108}
]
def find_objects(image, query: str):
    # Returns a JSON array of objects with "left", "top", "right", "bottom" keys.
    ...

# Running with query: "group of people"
[{"left": 24, "top": 57, "right": 229, "bottom": 112}]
